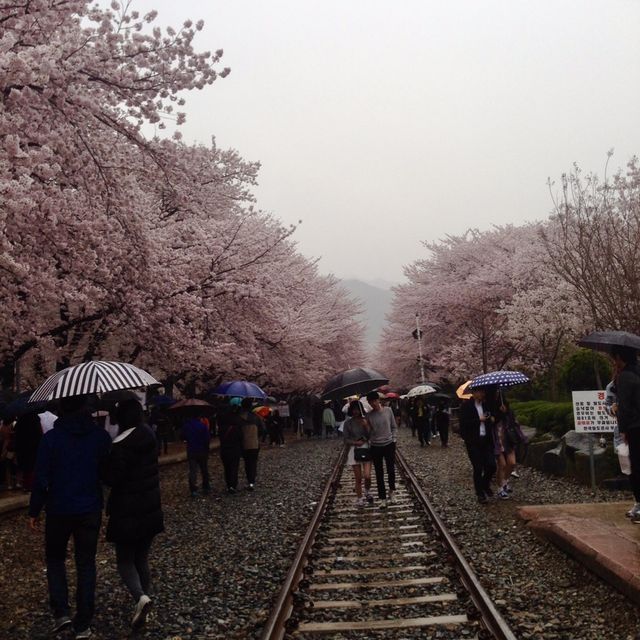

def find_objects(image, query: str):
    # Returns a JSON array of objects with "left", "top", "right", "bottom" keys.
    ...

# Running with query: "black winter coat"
[
  {"left": 217, "top": 409, "right": 244, "bottom": 452},
  {"left": 102, "top": 425, "right": 164, "bottom": 544},
  {"left": 459, "top": 399, "right": 494, "bottom": 447}
]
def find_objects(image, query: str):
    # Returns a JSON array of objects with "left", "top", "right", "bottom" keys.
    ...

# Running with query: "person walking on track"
[
  {"left": 366, "top": 391, "right": 397, "bottom": 509},
  {"left": 343, "top": 400, "right": 373, "bottom": 507}
]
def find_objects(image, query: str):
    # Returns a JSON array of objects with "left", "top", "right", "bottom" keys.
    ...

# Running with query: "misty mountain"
[{"left": 341, "top": 279, "right": 394, "bottom": 358}]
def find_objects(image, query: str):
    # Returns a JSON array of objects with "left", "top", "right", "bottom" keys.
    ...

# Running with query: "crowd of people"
[
  {"left": 340, "top": 386, "right": 529, "bottom": 508},
  {"left": 0, "top": 380, "right": 529, "bottom": 638},
  {"left": 0, "top": 391, "right": 298, "bottom": 639}
]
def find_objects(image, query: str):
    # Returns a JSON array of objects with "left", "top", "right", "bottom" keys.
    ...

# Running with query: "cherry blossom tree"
[
  {"left": 376, "top": 224, "right": 584, "bottom": 388},
  {"left": 1, "top": 1, "right": 366, "bottom": 393},
  {"left": 542, "top": 156, "right": 640, "bottom": 333}
]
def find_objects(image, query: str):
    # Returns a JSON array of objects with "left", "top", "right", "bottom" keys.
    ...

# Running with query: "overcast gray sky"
[{"left": 136, "top": 0, "right": 640, "bottom": 284}]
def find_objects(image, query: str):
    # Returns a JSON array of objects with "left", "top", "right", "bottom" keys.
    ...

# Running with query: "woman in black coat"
[{"left": 101, "top": 399, "right": 164, "bottom": 629}]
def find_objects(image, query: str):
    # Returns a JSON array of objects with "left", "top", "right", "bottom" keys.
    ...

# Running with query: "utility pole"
[{"left": 414, "top": 312, "right": 425, "bottom": 384}]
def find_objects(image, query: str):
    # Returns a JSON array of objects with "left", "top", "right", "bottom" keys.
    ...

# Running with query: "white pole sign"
[{"left": 572, "top": 390, "right": 617, "bottom": 433}]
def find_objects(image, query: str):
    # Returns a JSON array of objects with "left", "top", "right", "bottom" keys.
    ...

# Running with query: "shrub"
[
  {"left": 559, "top": 348, "right": 611, "bottom": 393},
  {"left": 511, "top": 400, "right": 574, "bottom": 438}
]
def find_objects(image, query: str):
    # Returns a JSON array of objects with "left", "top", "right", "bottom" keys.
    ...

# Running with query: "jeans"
[
  {"left": 115, "top": 537, "right": 154, "bottom": 601},
  {"left": 464, "top": 439, "right": 497, "bottom": 497},
  {"left": 438, "top": 422, "right": 450, "bottom": 446},
  {"left": 45, "top": 512, "right": 101, "bottom": 631},
  {"left": 243, "top": 449, "right": 259, "bottom": 484},
  {"left": 220, "top": 449, "right": 241, "bottom": 490},
  {"left": 188, "top": 453, "right": 210, "bottom": 493},
  {"left": 416, "top": 418, "right": 430, "bottom": 445},
  {"left": 370, "top": 442, "right": 396, "bottom": 499}
]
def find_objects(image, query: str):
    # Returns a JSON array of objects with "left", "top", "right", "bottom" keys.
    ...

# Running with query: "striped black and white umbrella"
[{"left": 29, "top": 361, "right": 160, "bottom": 402}]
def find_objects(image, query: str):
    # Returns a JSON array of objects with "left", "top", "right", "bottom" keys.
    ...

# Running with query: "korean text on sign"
[{"left": 571, "top": 390, "right": 617, "bottom": 433}]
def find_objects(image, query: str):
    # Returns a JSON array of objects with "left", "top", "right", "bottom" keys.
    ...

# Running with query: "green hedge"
[{"left": 510, "top": 400, "right": 574, "bottom": 438}]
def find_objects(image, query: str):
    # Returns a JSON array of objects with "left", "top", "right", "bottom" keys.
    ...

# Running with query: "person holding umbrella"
[
  {"left": 343, "top": 400, "right": 373, "bottom": 507},
  {"left": 218, "top": 398, "right": 244, "bottom": 493},
  {"left": 611, "top": 345, "right": 640, "bottom": 522},
  {"left": 459, "top": 387, "right": 496, "bottom": 504},
  {"left": 28, "top": 394, "right": 112, "bottom": 639}
]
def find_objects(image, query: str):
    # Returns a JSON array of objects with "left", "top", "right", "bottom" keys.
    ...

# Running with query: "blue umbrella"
[
  {"left": 467, "top": 370, "right": 530, "bottom": 390},
  {"left": 212, "top": 380, "right": 267, "bottom": 400}
]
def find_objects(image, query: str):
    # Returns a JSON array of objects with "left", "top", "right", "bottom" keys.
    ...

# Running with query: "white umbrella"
[
  {"left": 341, "top": 398, "right": 373, "bottom": 415},
  {"left": 29, "top": 361, "right": 159, "bottom": 402},
  {"left": 406, "top": 384, "right": 437, "bottom": 398}
]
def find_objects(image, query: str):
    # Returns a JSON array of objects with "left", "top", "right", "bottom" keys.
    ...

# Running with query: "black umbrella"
[
  {"left": 3, "top": 391, "right": 47, "bottom": 419},
  {"left": 578, "top": 331, "right": 640, "bottom": 353},
  {"left": 321, "top": 367, "right": 389, "bottom": 401},
  {"left": 169, "top": 399, "right": 216, "bottom": 417}
]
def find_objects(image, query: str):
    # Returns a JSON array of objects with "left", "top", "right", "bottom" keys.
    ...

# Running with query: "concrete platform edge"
[{"left": 519, "top": 506, "right": 640, "bottom": 606}]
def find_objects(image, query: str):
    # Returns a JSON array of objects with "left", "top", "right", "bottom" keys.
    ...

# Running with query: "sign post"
[{"left": 571, "top": 390, "right": 617, "bottom": 492}]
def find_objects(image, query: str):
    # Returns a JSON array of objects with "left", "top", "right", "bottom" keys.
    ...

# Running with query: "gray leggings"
[{"left": 115, "top": 537, "right": 154, "bottom": 601}]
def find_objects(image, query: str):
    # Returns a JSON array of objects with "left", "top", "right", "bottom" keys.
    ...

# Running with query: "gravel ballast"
[
  {"left": 0, "top": 437, "right": 342, "bottom": 639},
  {"left": 2, "top": 428, "right": 640, "bottom": 639},
  {"left": 398, "top": 428, "right": 640, "bottom": 640}
]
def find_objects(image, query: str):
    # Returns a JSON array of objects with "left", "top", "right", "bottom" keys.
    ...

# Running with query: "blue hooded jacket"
[
  {"left": 28, "top": 411, "right": 112, "bottom": 517},
  {"left": 181, "top": 418, "right": 211, "bottom": 456}
]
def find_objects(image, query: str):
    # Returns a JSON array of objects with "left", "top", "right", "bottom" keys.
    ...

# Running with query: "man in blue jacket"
[{"left": 28, "top": 395, "right": 111, "bottom": 640}]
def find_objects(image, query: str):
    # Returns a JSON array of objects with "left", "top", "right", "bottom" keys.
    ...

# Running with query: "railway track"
[{"left": 261, "top": 448, "right": 518, "bottom": 639}]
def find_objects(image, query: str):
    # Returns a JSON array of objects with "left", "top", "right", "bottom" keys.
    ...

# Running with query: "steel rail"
[
  {"left": 260, "top": 446, "right": 347, "bottom": 640},
  {"left": 396, "top": 448, "right": 518, "bottom": 640}
]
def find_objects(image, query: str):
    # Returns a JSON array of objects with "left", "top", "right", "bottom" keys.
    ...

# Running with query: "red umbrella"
[{"left": 384, "top": 392, "right": 400, "bottom": 399}]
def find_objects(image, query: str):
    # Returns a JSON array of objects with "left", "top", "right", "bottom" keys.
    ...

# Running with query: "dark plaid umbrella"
[
  {"left": 578, "top": 331, "right": 640, "bottom": 353},
  {"left": 321, "top": 367, "right": 389, "bottom": 401},
  {"left": 468, "top": 370, "right": 530, "bottom": 390},
  {"left": 30, "top": 361, "right": 159, "bottom": 402}
]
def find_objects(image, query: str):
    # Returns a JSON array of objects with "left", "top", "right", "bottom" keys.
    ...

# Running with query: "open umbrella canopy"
[
  {"left": 467, "top": 370, "right": 530, "bottom": 390},
  {"left": 2, "top": 391, "right": 47, "bottom": 418},
  {"left": 212, "top": 380, "right": 267, "bottom": 399},
  {"left": 321, "top": 367, "right": 389, "bottom": 401},
  {"left": 29, "top": 361, "right": 159, "bottom": 403},
  {"left": 578, "top": 330, "right": 640, "bottom": 353},
  {"left": 456, "top": 381, "right": 473, "bottom": 399},
  {"left": 406, "top": 384, "right": 437, "bottom": 398},
  {"left": 254, "top": 406, "right": 271, "bottom": 418},
  {"left": 169, "top": 398, "right": 215, "bottom": 417}
]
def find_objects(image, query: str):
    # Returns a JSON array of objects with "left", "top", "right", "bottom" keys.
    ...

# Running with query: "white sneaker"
[
  {"left": 510, "top": 471, "right": 520, "bottom": 479},
  {"left": 626, "top": 503, "right": 640, "bottom": 518},
  {"left": 131, "top": 594, "right": 152, "bottom": 629},
  {"left": 379, "top": 499, "right": 388, "bottom": 509},
  {"left": 388, "top": 490, "right": 395, "bottom": 503}
]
